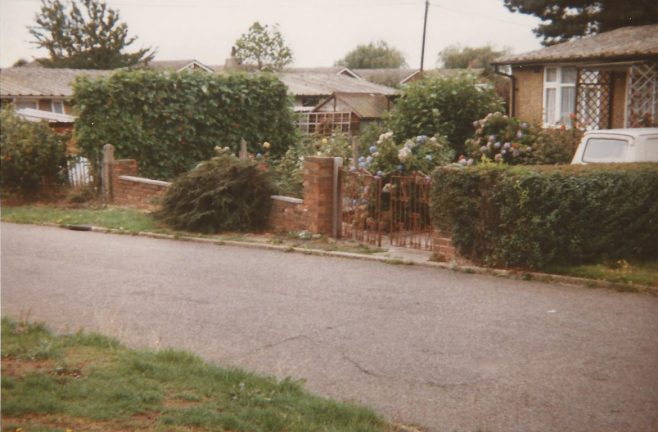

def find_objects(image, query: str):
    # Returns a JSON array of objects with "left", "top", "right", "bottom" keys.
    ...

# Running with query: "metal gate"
[{"left": 341, "top": 170, "right": 433, "bottom": 250}]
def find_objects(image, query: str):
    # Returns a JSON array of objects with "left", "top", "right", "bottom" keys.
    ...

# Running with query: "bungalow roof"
[
  {"left": 0, "top": 67, "right": 111, "bottom": 98},
  {"left": 493, "top": 24, "right": 658, "bottom": 65}
]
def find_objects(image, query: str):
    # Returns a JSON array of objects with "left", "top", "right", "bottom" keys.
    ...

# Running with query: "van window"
[
  {"left": 641, "top": 137, "right": 658, "bottom": 162},
  {"left": 583, "top": 138, "right": 627, "bottom": 163}
]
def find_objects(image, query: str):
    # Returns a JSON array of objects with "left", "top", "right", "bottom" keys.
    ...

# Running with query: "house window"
[
  {"left": 52, "top": 100, "right": 64, "bottom": 114},
  {"left": 15, "top": 100, "right": 38, "bottom": 110},
  {"left": 544, "top": 67, "right": 576, "bottom": 126}
]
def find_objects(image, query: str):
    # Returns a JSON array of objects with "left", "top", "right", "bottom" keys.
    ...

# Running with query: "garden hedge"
[
  {"left": 74, "top": 70, "right": 297, "bottom": 180},
  {"left": 431, "top": 164, "right": 658, "bottom": 269}
]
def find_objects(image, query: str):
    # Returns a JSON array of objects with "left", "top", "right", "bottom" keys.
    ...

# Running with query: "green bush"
[
  {"left": 528, "top": 127, "right": 583, "bottom": 165},
  {"left": 0, "top": 107, "right": 68, "bottom": 197},
  {"left": 156, "top": 148, "right": 275, "bottom": 233},
  {"left": 387, "top": 73, "right": 502, "bottom": 156},
  {"left": 431, "top": 164, "right": 658, "bottom": 269},
  {"left": 74, "top": 70, "right": 298, "bottom": 180}
]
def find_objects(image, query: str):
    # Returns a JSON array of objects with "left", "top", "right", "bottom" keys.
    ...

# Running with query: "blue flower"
[
  {"left": 256, "top": 153, "right": 263, "bottom": 159},
  {"left": 369, "top": 145, "right": 377, "bottom": 154},
  {"left": 416, "top": 135, "right": 428, "bottom": 145},
  {"left": 366, "top": 156, "right": 373, "bottom": 163},
  {"left": 358, "top": 156, "right": 365, "bottom": 162},
  {"left": 396, "top": 164, "right": 404, "bottom": 172},
  {"left": 425, "top": 154, "right": 433, "bottom": 161}
]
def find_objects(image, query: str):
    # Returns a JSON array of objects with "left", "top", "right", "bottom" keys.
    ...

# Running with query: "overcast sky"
[{"left": 0, "top": 0, "right": 542, "bottom": 69}]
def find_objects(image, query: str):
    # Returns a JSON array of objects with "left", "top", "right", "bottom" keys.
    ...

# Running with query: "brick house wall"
[{"left": 512, "top": 65, "right": 630, "bottom": 129}]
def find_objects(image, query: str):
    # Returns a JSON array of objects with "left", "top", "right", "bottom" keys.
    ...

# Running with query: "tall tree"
[
  {"left": 29, "top": 0, "right": 155, "bottom": 69},
  {"left": 438, "top": 44, "right": 510, "bottom": 75},
  {"left": 504, "top": 0, "right": 658, "bottom": 46},
  {"left": 233, "top": 22, "right": 293, "bottom": 72},
  {"left": 335, "top": 40, "right": 406, "bottom": 69}
]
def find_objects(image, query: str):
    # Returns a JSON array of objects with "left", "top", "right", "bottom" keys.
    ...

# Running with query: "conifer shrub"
[{"left": 156, "top": 148, "right": 274, "bottom": 233}]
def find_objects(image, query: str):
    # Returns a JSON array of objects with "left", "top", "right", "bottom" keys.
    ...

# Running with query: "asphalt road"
[{"left": 2, "top": 222, "right": 657, "bottom": 432}]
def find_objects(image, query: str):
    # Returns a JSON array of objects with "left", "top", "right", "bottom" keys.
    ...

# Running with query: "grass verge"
[
  {"left": 1, "top": 317, "right": 391, "bottom": 432},
  {"left": 0, "top": 206, "right": 166, "bottom": 234},
  {"left": 547, "top": 259, "right": 658, "bottom": 287},
  {"left": 1, "top": 206, "right": 387, "bottom": 256}
]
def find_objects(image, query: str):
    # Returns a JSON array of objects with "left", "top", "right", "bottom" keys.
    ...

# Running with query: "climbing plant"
[{"left": 74, "top": 70, "right": 297, "bottom": 180}]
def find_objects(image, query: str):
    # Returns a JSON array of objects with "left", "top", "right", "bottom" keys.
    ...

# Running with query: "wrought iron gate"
[{"left": 341, "top": 170, "right": 433, "bottom": 250}]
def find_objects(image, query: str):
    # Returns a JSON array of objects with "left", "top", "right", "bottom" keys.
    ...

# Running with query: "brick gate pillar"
[{"left": 303, "top": 157, "right": 338, "bottom": 236}]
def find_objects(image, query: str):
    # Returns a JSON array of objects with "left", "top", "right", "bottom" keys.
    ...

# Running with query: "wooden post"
[
  {"left": 332, "top": 157, "right": 343, "bottom": 239},
  {"left": 351, "top": 136, "right": 359, "bottom": 168},
  {"left": 239, "top": 138, "right": 248, "bottom": 159},
  {"left": 102, "top": 144, "right": 115, "bottom": 203}
]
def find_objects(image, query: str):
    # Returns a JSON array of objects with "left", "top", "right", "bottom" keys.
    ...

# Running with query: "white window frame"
[{"left": 543, "top": 66, "right": 577, "bottom": 127}]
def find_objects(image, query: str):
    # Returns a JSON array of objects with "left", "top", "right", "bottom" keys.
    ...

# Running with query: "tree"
[
  {"left": 29, "top": 0, "right": 155, "bottom": 69},
  {"left": 335, "top": 40, "right": 406, "bottom": 69},
  {"left": 438, "top": 44, "right": 510, "bottom": 75},
  {"left": 387, "top": 74, "right": 503, "bottom": 156},
  {"left": 233, "top": 22, "right": 293, "bottom": 72},
  {"left": 504, "top": 0, "right": 658, "bottom": 46}
]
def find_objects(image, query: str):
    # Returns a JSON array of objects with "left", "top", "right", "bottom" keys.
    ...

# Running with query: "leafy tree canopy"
[
  {"left": 504, "top": 0, "right": 658, "bottom": 46},
  {"left": 29, "top": 0, "right": 155, "bottom": 69},
  {"left": 335, "top": 40, "right": 406, "bottom": 69},
  {"left": 234, "top": 22, "right": 293, "bottom": 72},
  {"left": 438, "top": 44, "right": 511, "bottom": 75}
]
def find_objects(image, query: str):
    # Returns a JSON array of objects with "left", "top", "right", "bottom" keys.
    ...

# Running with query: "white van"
[{"left": 571, "top": 128, "right": 658, "bottom": 164}]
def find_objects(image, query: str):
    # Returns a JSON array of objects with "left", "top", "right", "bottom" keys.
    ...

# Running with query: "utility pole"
[{"left": 420, "top": 0, "right": 429, "bottom": 73}]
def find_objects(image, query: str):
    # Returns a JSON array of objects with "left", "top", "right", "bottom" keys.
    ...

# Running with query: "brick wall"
[
  {"left": 432, "top": 229, "right": 458, "bottom": 262},
  {"left": 113, "top": 176, "right": 171, "bottom": 208},
  {"left": 269, "top": 196, "right": 307, "bottom": 233},
  {"left": 109, "top": 159, "right": 170, "bottom": 209},
  {"left": 269, "top": 156, "right": 338, "bottom": 235}
]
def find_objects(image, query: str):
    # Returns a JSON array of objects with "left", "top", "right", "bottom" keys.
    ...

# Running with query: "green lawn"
[{"left": 1, "top": 317, "right": 391, "bottom": 432}]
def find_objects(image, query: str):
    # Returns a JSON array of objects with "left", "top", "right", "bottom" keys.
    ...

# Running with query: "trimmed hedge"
[
  {"left": 74, "top": 70, "right": 297, "bottom": 180},
  {"left": 431, "top": 164, "right": 658, "bottom": 269}
]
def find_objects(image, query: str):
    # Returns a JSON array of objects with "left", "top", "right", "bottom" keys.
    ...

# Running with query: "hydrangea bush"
[
  {"left": 466, "top": 112, "right": 582, "bottom": 165},
  {"left": 466, "top": 112, "right": 536, "bottom": 164},
  {"left": 356, "top": 131, "right": 454, "bottom": 177}
]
